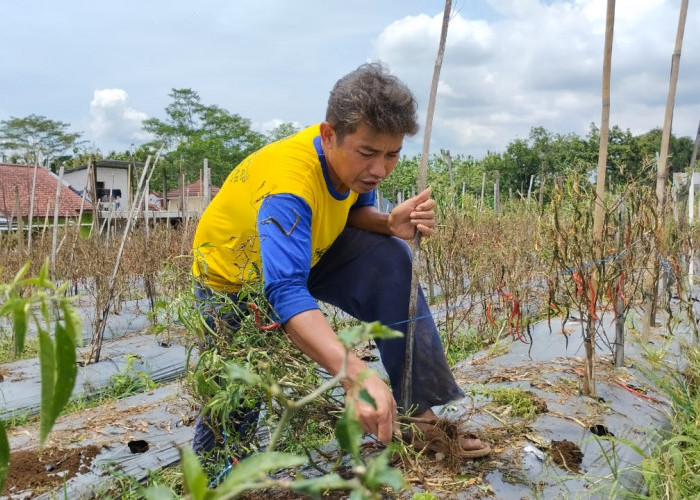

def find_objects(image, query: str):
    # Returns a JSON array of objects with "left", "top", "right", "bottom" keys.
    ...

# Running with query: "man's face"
[{"left": 320, "top": 122, "right": 404, "bottom": 194}]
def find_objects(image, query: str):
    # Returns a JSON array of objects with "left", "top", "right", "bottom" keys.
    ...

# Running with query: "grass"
[
  {"left": 0, "top": 333, "right": 39, "bottom": 363},
  {"left": 441, "top": 328, "right": 485, "bottom": 366},
  {"left": 472, "top": 386, "right": 542, "bottom": 418},
  {"left": 3, "top": 353, "right": 159, "bottom": 430},
  {"left": 637, "top": 346, "right": 700, "bottom": 499}
]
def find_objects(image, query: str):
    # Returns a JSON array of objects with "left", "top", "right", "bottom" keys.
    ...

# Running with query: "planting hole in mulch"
[
  {"left": 549, "top": 440, "right": 583, "bottom": 473},
  {"left": 590, "top": 424, "right": 615, "bottom": 437},
  {"left": 127, "top": 439, "right": 150, "bottom": 453},
  {"left": 1, "top": 445, "right": 102, "bottom": 497}
]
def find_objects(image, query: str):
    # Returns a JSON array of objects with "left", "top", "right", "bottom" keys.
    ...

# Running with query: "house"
[
  {"left": 63, "top": 160, "right": 143, "bottom": 210},
  {"left": 165, "top": 179, "right": 220, "bottom": 213},
  {"left": 0, "top": 163, "right": 91, "bottom": 231}
]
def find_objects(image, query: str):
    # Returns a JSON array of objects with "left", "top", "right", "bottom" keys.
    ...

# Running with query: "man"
[{"left": 191, "top": 62, "right": 490, "bottom": 458}]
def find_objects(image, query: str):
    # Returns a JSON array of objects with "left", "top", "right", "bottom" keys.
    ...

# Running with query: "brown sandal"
[{"left": 404, "top": 418, "right": 491, "bottom": 459}]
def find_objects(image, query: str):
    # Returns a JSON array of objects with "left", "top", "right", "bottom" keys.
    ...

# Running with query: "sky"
[{"left": 1, "top": 0, "right": 698, "bottom": 159}]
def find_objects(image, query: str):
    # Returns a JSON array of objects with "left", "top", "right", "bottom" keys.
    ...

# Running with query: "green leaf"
[
  {"left": 349, "top": 490, "right": 367, "bottom": 500},
  {"left": 226, "top": 363, "right": 261, "bottom": 386},
  {"left": 217, "top": 452, "right": 306, "bottom": 493},
  {"left": 338, "top": 322, "right": 402, "bottom": 349},
  {"left": 61, "top": 301, "right": 82, "bottom": 347},
  {"left": 362, "top": 447, "right": 405, "bottom": 492},
  {"left": 142, "top": 485, "right": 178, "bottom": 500},
  {"left": 180, "top": 447, "right": 208, "bottom": 500},
  {"left": 52, "top": 321, "right": 78, "bottom": 422},
  {"left": 38, "top": 329, "right": 57, "bottom": 446},
  {"left": 290, "top": 473, "right": 355, "bottom": 496},
  {"left": 335, "top": 407, "right": 362, "bottom": 458},
  {"left": 12, "top": 302, "right": 29, "bottom": 356},
  {"left": 358, "top": 389, "right": 377, "bottom": 410},
  {"left": 669, "top": 445, "right": 684, "bottom": 477},
  {"left": 0, "top": 422, "right": 9, "bottom": 495}
]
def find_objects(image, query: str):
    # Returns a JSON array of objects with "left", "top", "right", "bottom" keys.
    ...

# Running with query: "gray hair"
[{"left": 326, "top": 62, "right": 419, "bottom": 143}]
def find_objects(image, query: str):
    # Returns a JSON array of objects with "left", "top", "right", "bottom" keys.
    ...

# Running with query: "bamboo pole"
[
  {"left": 584, "top": 0, "right": 616, "bottom": 398},
  {"left": 88, "top": 150, "right": 162, "bottom": 364},
  {"left": 614, "top": 200, "right": 625, "bottom": 367},
  {"left": 642, "top": 0, "right": 689, "bottom": 341},
  {"left": 27, "top": 157, "right": 39, "bottom": 252},
  {"left": 494, "top": 171, "right": 501, "bottom": 216},
  {"left": 50, "top": 166, "right": 65, "bottom": 281},
  {"left": 401, "top": 0, "right": 451, "bottom": 413},
  {"left": 13, "top": 186, "right": 24, "bottom": 255},
  {"left": 687, "top": 120, "right": 700, "bottom": 283},
  {"left": 479, "top": 172, "right": 486, "bottom": 212}
]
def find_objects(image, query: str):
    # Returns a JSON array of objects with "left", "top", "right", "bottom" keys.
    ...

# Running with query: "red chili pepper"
[
  {"left": 615, "top": 380, "right": 659, "bottom": 403},
  {"left": 486, "top": 300, "right": 498, "bottom": 327},
  {"left": 247, "top": 302, "right": 281, "bottom": 331},
  {"left": 508, "top": 296, "right": 528, "bottom": 344},
  {"left": 617, "top": 272, "right": 626, "bottom": 309},
  {"left": 573, "top": 271, "right": 584, "bottom": 297},
  {"left": 589, "top": 281, "right": 599, "bottom": 321}
]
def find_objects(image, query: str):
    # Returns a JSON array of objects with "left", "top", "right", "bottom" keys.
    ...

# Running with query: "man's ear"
[{"left": 319, "top": 122, "right": 334, "bottom": 147}]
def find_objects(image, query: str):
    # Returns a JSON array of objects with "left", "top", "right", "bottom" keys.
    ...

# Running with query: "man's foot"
[{"left": 405, "top": 410, "right": 491, "bottom": 458}]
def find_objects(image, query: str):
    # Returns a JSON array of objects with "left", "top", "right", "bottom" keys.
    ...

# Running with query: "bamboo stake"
[
  {"left": 584, "top": 0, "right": 616, "bottom": 398},
  {"left": 13, "top": 186, "right": 24, "bottom": 255},
  {"left": 494, "top": 171, "right": 501, "bottom": 216},
  {"left": 642, "top": 0, "right": 689, "bottom": 341},
  {"left": 88, "top": 150, "right": 162, "bottom": 364},
  {"left": 479, "top": 172, "right": 486, "bottom": 212},
  {"left": 40, "top": 201, "right": 50, "bottom": 246},
  {"left": 687, "top": 120, "right": 699, "bottom": 283},
  {"left": 614, "top": 200, "right": 626, "bottom": 367},
  {"left": 50, "top": 166, "right": 65, "bottom": 281},
  {"left": 401, "top": 0, "right": 451, "bottom": 413},
  {"left": 27, "top": 158, "right": 39, "bottom": 252}
]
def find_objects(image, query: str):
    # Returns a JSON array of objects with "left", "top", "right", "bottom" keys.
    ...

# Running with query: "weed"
[
  {"left": 107, "top": 354, "right": 157, "bottom": 399},
  {"left": 0, "top": 332, "right": 39, "bottom": 363},
  {"left": 2, "top": 411, "right": 33, "bottom": 429},
  {"left": 440, "top": 328, "right": 484, "bottom": 366},
  {"left": 473, "top": 386, "right": 542, "bottom": 418}
]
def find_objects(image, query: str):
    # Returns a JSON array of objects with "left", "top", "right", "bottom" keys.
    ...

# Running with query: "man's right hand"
[
  {"left": 283, "top": 309, "right": 399, "bottom": 444},
  {"left": 347, "top": 373, "right": 397, "bottom": 444}
]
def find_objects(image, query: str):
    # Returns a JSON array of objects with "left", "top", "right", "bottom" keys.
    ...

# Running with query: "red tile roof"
[
  {"left": 166, "top": 179, "right": 220, "bottom": 198},
  {"left": 0, "top": 163, "right": 91, "bottom": 218}
]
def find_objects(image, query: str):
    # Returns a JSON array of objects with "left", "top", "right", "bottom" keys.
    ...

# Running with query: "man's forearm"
[
  {"left": 346, "top": 206, "right": 391, "bottom": 235},
  {"left": 283, "top": 308, "right": 368, "bottom": 383}
]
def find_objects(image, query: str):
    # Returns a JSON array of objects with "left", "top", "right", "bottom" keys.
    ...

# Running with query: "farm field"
[{"left": 2, "top": 176, "right": 699, "bottom": 499}]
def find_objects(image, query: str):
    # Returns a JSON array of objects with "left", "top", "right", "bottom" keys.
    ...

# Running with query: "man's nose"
[{"left": 367, "top": 159, "right": 387, "bottom": 178}]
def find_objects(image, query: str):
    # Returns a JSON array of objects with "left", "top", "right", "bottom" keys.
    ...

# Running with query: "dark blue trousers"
[{"left": 192, "top": 227, "right": 464, "bottom": 453}]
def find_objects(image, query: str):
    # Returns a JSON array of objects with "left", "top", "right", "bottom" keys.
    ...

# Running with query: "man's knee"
[{"left": 367, "top": 235, "right": 413, "bottom": 275}]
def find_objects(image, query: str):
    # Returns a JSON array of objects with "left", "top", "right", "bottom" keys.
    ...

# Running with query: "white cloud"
[
  {"left": 86, "top": 89, "right": 151, "bottom": 151},
  {"left": 374, "top": 0, "right": 700, "bottom": 157}
]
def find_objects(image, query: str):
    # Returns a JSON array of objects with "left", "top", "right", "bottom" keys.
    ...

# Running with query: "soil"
[
  {"left": 1, "top": 445, "right": 102, "bottom": 499},
  {"left": 549, "top": 440, "right": 583, "bottom": 473}
]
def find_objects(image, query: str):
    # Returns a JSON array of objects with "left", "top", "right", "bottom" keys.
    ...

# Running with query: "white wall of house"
[
  {"left": 64, "top": 167, "right": 130, "bottom": 206},
  {"left": 167, "top": 196, "right": 206, "bottom": 213}
]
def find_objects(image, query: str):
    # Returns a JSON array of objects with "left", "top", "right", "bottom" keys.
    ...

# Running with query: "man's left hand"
[{"left": 388, "top": 187, "right": 436, "bottom": 240}]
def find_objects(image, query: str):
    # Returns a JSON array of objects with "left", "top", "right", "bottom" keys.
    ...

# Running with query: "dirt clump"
[
  {"left": 1, "top": 445, "right": 102, "bottom": 498},
  {"left": 549, "top": 440, "right": 583, "bottom": 473},
  {"left": 524, "top": 390, "right": 548, "bottom": 413}
]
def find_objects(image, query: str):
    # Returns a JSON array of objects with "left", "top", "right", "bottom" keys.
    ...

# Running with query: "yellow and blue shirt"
[{"left": 193, "top": 123, "right": 375, "bottom": 323}]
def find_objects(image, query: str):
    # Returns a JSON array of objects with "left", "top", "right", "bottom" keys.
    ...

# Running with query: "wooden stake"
[
  {"left": 401, "top": 0, "right": 451, "bottom": 413},
  {"left": 50, "top": 166, "right": 65, "bottom": 281},
  {"left": 642, "top": 0, "right": 689, "bottom": 340},
  {"left": 585, "top": 0, "right": 616, "bottom": 398}
]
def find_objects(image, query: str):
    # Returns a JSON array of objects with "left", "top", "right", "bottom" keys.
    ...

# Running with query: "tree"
[
  {"left": 266, "top": 122, "right": 301, "bottom": 143},
  {"left": 142, "top": 88, "right": 267, "bottom": 188},
  {"left": 0, "top": 114, "right": 82, "bottom": 171}
]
